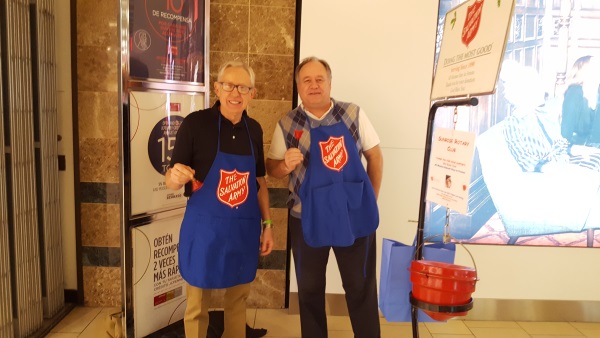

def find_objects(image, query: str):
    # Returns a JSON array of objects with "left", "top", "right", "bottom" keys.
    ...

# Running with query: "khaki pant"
[{"left": 184, "top": 282, "right": 251, "bottom": 338}]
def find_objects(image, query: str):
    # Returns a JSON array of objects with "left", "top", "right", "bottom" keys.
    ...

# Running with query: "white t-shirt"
[{"left": 267, "top": 102, "right": 380, "bottom": 160}]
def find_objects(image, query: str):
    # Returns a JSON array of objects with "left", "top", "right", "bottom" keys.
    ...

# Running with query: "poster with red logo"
[
  {"left": 129, "top": 0, "right": 205, "bottom": 83},
  {"left": 129, "top": 90, "right": 205, "bottom": 216},
  {"left": 425, "top": 128, "right": 476, "bottom": 214},
  {"left": 430, "top": 0, "right": 514, "bottom": 100}
]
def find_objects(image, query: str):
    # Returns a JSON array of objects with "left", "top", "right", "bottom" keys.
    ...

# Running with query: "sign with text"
[
  {"left": 430, "top": 0, "right": 514, "bottom": 100},
  {"left": 426, "top": 128, "right": 476, "bottom": 214},
  {"left": 132, "top": 216, "right": 186, "bottom": 338},
  {"left": 129, "top": 90, "right": 205, "bottom": 216},
  {"left": 129, "top": 0, "right": 206, "bottom": 83}
]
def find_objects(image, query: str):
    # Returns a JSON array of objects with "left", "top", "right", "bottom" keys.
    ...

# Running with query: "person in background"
[
  {"left": 166, "top": 61, "right": 274, "bottom": 338},
  {"left": 501, "top": 61, "right": 600, "bottom": 173},
  {"left": 266, "top": 56, "right": 383, "bottom": 338},
  {"left": 561, "top": 55, "right": 600, "bottom": 148}
]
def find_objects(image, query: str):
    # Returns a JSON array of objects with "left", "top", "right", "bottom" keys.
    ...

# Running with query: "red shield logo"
[
  {"left": 462, "top": 0, "right": 484, "bottom": 47},
  {"left": 217, "top": 169, "right": 250, "bottom": 208},
  {"left": 319, "top": 136, "right": 348, "bottom": 172}
]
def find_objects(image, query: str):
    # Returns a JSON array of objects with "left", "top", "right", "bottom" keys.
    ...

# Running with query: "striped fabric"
[
  {"left": 278, "top": 99, "right": 362, "bottom": 216},
  {"left": 503, "top": 110, "right": 600, "bottom": 172}
]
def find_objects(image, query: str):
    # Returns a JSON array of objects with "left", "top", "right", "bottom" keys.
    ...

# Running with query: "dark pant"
[{"left": 290, "top": 216, "right": 380, "bottom": 338}]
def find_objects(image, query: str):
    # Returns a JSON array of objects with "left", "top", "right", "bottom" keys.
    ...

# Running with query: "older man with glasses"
[{"left": 166, "top": 60, "right": 274, "bottom": 338}]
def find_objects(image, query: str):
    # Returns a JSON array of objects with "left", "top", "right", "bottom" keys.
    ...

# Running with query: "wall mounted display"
[
  {"left": 132, "top": 214, "right": 186, "bottom": 337},
  {"left": 129, "top": 0, "right": 205, "bottom": 83},
  {"left": 129, "top": 90, "right": 205, "bottom": 216},
  {"left": 424, "top": 0, "right": 600, "bottom": 248}
]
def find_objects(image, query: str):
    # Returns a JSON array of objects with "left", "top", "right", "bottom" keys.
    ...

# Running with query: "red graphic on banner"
[
  {"left": 462, "top": 0, "right": 484, "bottom": 47},
  {"left": 170, "top": 102, "right": 181, "bottom": 111},
  {"left": 217, "top": 169, "right": 249, "bottom": 208},
  {"left": 319, "top": 136, "right": 348, "bottom": 172}
]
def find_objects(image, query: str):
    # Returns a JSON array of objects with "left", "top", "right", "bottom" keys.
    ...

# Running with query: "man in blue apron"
[
  {"left": 266, "top": 57, "right": 384, "bottom": 338},
  {"left": 166, "top": 61, "right": 274, "bottom": 338}
]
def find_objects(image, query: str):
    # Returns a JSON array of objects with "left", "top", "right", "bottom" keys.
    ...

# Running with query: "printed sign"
[
  {"left": 425, "top": 128, "right": 476, "bottom": 214},
  {"left": 217, "top": 169, "right": 250, "bottom": 208},
  {"left": 129, "top": 0, "right": 206, "bottom": 83},
  {"left": 132, "top": 215, "right": 186, "bottom": 337},
  {"left": 129, "top": 91, "right": 205, "bottom": 216},
  {"left": 319, "top": 136, "right": 348, "bottom": 172},
  {"left": 430, "top": 0, "right": 514, "bottom": 99}
]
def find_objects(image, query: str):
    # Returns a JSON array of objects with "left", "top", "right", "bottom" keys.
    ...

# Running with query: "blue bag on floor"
[{"left": 379, "top": 237, "right": 456, "bottom": 322}]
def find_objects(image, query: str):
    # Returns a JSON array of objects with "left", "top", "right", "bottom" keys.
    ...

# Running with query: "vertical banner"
[
  {"left": 129, "top": 91, "right": 204, "bottom": 216},
  {"left": 129, "top": 0, "right": 206, "bottom": 83},
  {"left": 133, "top": 215, "right": 186, "bottom": 337},
  {"left": 426, "top": 128, "right": 476, "bottom": 214}
]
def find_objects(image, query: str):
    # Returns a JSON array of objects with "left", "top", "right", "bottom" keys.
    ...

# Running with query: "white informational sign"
[
  {"left": 132, "top": 215, "right": 186, "bottom": 338},
  {"left": 129, "top": 91, "right": 205, "bottom": 216},
  {"left": 430, "top": 0, "right": 515, "bottom": 100},
  {"left": 425, "top": 128, "right": 476, "bottom": 214}
]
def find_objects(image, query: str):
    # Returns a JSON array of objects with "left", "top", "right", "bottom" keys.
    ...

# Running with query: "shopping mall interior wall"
[{"left": 296, "top": 0, "right": 600, "bottom": 302}]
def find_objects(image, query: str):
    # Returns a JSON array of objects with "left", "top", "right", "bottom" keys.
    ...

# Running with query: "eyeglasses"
[{"left": 218, "top": 82, "right": 253, "bottom": 94}]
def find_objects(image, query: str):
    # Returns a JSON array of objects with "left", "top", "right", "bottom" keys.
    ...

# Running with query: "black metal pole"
[{"left": 410, "top": 97, "right": 478, "bottom": 338}]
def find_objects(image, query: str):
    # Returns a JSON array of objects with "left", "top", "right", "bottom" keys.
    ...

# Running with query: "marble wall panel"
[
  {"left": 79, "top": 138, "right": 120, "bottom": 183},
  {"left": 249, "top": 6, "right": 295, "bottom": 55},
  {"left": 210, "top": 4, "right": 250, "bottom": 53},
  {"left": 78, "top": 91, "right": 119, "bottom": 139},
  {"left": 83, "top": 266, "right": 122, "bottom": 307},
  {"left": 247, "top": 99, "right": 292, "bottom": 143},
  {"left": 76, "top": 0, "right": 118, "bottom": 47},
  {"left": 81, "top": 203, "right": 121, "bottom": 247},
  {"left": 250, "top": 54, "right": 295, "bottom": 101},
  {"left": 77, "top": 46, "right": 119, "bottom": 93}
]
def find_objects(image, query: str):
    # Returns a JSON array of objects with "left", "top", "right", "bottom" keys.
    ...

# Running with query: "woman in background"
[{"left": 561, "top": 55, "right": 600, "bottom": 148}]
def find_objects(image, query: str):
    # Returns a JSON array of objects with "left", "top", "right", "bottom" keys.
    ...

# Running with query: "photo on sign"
[{"left": 424, "top": 0, "right": 600, "bottom": 248}]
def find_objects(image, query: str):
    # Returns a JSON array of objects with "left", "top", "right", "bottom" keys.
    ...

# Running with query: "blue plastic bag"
[{"left": 379, "top": 237, "right": 456, "bottom": 322}]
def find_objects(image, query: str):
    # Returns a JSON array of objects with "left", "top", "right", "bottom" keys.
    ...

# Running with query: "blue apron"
[
  {"left": 298, "top": 117, "right": 379, "bottom": 247},
  {"left": 178, "top": 115, "right": 261, "bottom": 289}
]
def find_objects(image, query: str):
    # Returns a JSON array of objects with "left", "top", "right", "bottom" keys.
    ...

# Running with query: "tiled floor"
[{"left": 45, "top": 306, "right": 600, "bottom": 338}]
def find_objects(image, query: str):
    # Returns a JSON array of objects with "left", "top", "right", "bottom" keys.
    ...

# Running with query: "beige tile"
[
  {"left": 570, "top": 321, "right": 600, "bottom": 338},
  {"left": 382, "top": 323, "right": 432, "bottom": 338},
  {"left": 248, "top": 270, "right": 286, "bottom": 308},
  {"left": 251, "top": 0, "right": 295, "bottom": 8},
  {"left": 425, "top": 319, "right": 472, "bottom": 334},
  {"left": 464, "top": 320, "right": 521, "bottom": 328},
  {"left": 517, "top": 321, "right": 582, "bottom": 335},
  {"left": 469, "top": 327, "right": 531, "bottom": 338},
  {"left": 327, "top": 314, "right": 352, "bottom": 330},
  {"left": 83, "top": 267, "right": 122, "bottom": 307},
  {"left": 255, "top": 309, "right": 301, "bottom": 336},
  {"left": 45, "top": 333, "right": 79, "bottom": 338},
  {"left": 430, "top": 334, "right": 475, "bottom": 338},
  {"left": 50, "top": 306, "right": 103, "bottom": 333}
]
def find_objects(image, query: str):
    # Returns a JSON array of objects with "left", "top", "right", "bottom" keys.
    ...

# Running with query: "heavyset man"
[{"left": 267, "top": 56, "right": 383, "bottom": 338}]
